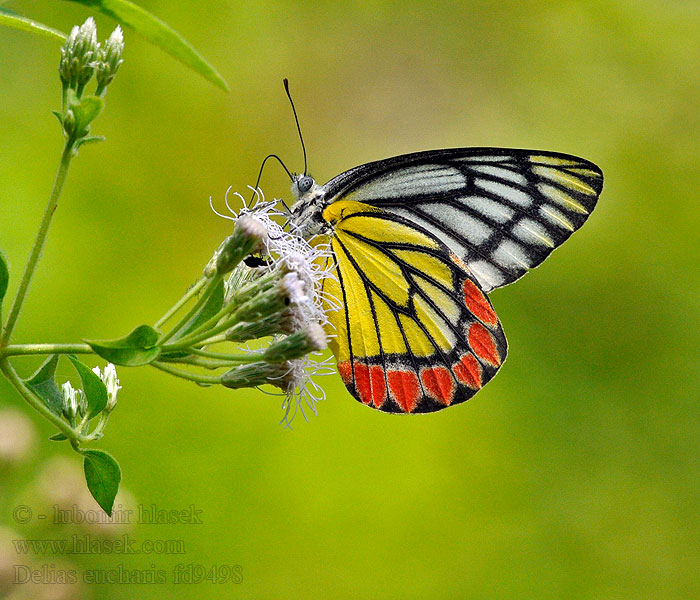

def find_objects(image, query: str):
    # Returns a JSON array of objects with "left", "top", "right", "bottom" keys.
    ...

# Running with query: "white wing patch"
[
  {"left": 326, "top": 150, "right": 603, "bottom": 293},
  {"left": 472, "top": 165, "right": 528, "bottom": 186},
  {"left": 493, "top": 240, "right": 531, "bottom": 270},
  {"left": 349, "top": 164, "right": 466, "bottom": 201},
  {"left": 420, "top": 203, "right": 493, "bottom": 245},
  {"left": 477, "top": 179, "right": 533, "bottom": 209},
  {"left": 459, "top": 196, "right": 515, "bottom": 224},
  {"left": 512, "top": 218, "right": 554, "bottom": 247}
]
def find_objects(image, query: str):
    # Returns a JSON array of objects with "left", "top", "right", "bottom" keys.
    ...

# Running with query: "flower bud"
[
  {"left": 205, "top": 216, "right": 267, "bottom": 277},
  {"left": 93, "top": 363, "right": 121, "bottom": 413},
  {"left": 228, "top": 271, "right": 305, "bottom": 328},
  {"left": 61, "top": 381, "right": 79, "bottom": 422},
  {"left": 63, "top": 109, "right": 76, "bottom": 136},
  {"left": 59, "top": 17, "right": 99, "bottom": 92},
  {"left": 221, "top": 361, "right": 290, "bottom": 390},
  {"left": 225, "top": 313, "right": 288, "bottom": 342},
  {"left": 95, "top": 26, "right": 124, "bottom": 91},
  {"left": 263, "top": 324, "right": 328, "bottom": 363}
]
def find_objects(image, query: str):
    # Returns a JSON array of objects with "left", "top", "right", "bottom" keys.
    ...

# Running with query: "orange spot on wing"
[
  {"left": 453, "top": 354, "right": 482, "bottom": 389},
  {"left": 353, "top": 363, "right": 372, "bottom": 405},
  {"left": 421, "top": 366, "right": 455, "bottom": 405},
  {"left": 369, "top": 365, "right": 387, "bottom": 408},
  {"left": 387, "top": 370, "right": 420, "bottom": 413},
  {"left": 351, "top": 362, "right": 387, "bottom": 407},
  {"left": 468, "top": 323, "right": 501, "bottom": 366},
  {"left": 337, "top": 361, "right": 352, "bottom": 385},
  {"left": 463, "top": 279, "right": 497, "bottom": 326}
]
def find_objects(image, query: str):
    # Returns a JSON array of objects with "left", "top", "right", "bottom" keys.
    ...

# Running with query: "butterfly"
[{"left": 289, "top": 148, "right": 603, "bottom": 413}]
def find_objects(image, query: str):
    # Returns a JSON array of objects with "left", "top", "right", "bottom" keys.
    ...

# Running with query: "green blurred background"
[{"left": 1, "top": 1, "right": 699, "bottom": 598}]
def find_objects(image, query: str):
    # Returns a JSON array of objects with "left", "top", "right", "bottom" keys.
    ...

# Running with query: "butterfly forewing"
[
  {"left": 322, "top": 148, "right": 603, "bottom": 292},
  {"left": 321, "top": 200, "right": 507, "bottom": 413}
]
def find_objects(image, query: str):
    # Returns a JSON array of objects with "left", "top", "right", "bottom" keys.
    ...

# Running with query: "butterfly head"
[{"left": 289, "top": 173, "right": 328, "bottom": 237}]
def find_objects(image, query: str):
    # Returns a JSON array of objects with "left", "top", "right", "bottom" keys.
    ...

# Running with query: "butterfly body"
[{"left": 290, "top": 147, "right": 603, "bottom": 413}]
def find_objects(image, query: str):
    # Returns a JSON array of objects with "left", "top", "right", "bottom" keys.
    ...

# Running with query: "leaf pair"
[{"left": 25, "top": 354, "right": 108, "bottom": 420}]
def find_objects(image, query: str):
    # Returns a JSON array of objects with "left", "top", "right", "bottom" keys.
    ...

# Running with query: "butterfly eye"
[{"left": 297, "top": 176, "right": 314, "bottom": 194}]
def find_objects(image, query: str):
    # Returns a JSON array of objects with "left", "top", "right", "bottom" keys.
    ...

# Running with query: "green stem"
[
  {"left": 158, "top": 356, "right": 236, "bottom": 370},
  {"left": 1, "top": 141, "right": 75, "bottom": 346},
  {"left": 163, "top": 309, "right": 244, "bottom": 351},
  {"left": 177, "top": 270, "right": 280, "bottom": 344},
  {"left": 0, "top": 343, "right": 92, "bottom": 358},
  {"left": 150, "top": 361, "right": 223, "bottom": 385},
  {"left": 154, "top": 276, "right": 206, "bottom": 330},
  {"left": 157, "top": 274, "right": 222, "bottom": 346},
  {"left": 189, "top": 347, "right": 263, "bottom": 363},
  {"left": 0, "top": 358, "right": 88, "bottom": 443}
]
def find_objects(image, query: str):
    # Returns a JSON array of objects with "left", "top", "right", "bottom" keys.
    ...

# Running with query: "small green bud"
[
  {"left": 221, "top": 361, "right": 291, "bottom": 390},
  {"left": 225, "top": 313, "right": 289, "bottom": 342},
  {"left": 63, "top": 109, "right": 76, "bottom": 137},
  {"left": 263, "top": 324, "right": 328, "bottom": 363},
  {"left": 205, "top": 216, "right": 267, "bottom": 277},
  {"left": 95, "top": 26, "right": 124, "bottom": 92}
]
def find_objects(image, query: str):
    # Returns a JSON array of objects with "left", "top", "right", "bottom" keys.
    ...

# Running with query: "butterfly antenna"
[
  {"left": 251, "top": 153, "right": 294, "bottom": 203},
  {"left": 283, "top": 78, "right": 308, "bottom": 176}
]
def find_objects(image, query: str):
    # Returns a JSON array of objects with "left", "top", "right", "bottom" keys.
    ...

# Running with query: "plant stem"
[
  {"left": 0, "top": 343, "right": 92, "bottom": 358},
  {"left": 0, "top": 358, "right": 87, "bottom": 443},
  {"left": 157, "top": 274, "right": 222, "bottom": 346},
  {"left": 189, "top": 347, "right": 263, "bottom": 363},
  {"left": 150, "top": 361, "right": 222, "bottom": 385},
  {"left": 154, "top": 276, "right": 206, "bottom": 330},
  {"left": 158, "top": 356, "right": 236, "bottom": 370},
  {"left": 1, "top": 141, "right": 74, "bottom": 346},
  {"left": 163, "top": 309, "right": 241, "bottom": 351}
]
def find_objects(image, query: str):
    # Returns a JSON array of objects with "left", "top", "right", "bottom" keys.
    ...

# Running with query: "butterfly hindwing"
[
  {"left": 321, "top": 200, "right": 507, "bottom": 413},
  {"left": 322, "top": 148, "right": 603, "bottom": 292}
]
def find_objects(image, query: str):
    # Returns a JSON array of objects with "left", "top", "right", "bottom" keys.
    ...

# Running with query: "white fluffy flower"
[{"left": 211, "top": 186, "right": 338, "bottom": 424}]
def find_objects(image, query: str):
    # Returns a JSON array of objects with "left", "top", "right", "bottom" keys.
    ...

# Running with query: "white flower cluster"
[{"left": 211, "top": 187, "right": 338, "bottom": 426}]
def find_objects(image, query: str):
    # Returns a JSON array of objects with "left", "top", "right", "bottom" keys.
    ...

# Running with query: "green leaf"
[
  {"left": 25, "top": 355, "right": 63, "bottom": 416},
  {"left": 64, "top": 0, "right": 229, "bottom": 91},
  {"left": 0, "top": 9, "right": 67, "bottom": 42},
  {"left": 83, "top": 449, "right": 121, "bottom": 516},
  {"left": 67, "top": 355, "right": 108, "bottom": 418},
  {"left": 76, "top": 135, "right": 106, "bottom": 147},
  {"left": 86, "top": 324, "right": 160, "bottom": 366},
  {"left": 49, "top": 433, "right": 68, "bottom": 441},
  {"left": 0, "top": 250, "right": 8, "bottom": 305},
  {"left": 70, "top": 95, "right": 104, "bottom": 134}
]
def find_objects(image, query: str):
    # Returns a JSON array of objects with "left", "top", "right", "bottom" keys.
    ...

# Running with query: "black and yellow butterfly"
[{"left": 289, "top": 148, "right": 603, "bottom": 413}]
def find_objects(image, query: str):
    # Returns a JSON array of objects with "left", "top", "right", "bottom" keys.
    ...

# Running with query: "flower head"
[
  {"left": 61, "top": 381, "right": 79, "bottom": 422},
  {"left": 95, "top": 26, "right": 124, "bottom": 90},
  {"left": 210, "top": 186, "right": 338, "bottom": 424},
  {"left": 59, "top": 17, "right": 99, "bottom": 90},
  {"left": 92, "top": 363, "right": 121, "bottom": 412}
]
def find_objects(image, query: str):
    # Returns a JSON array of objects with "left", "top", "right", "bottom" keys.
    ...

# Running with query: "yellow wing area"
[{"left": 321, "top": 200, "right": 508, "bottom": 414}]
